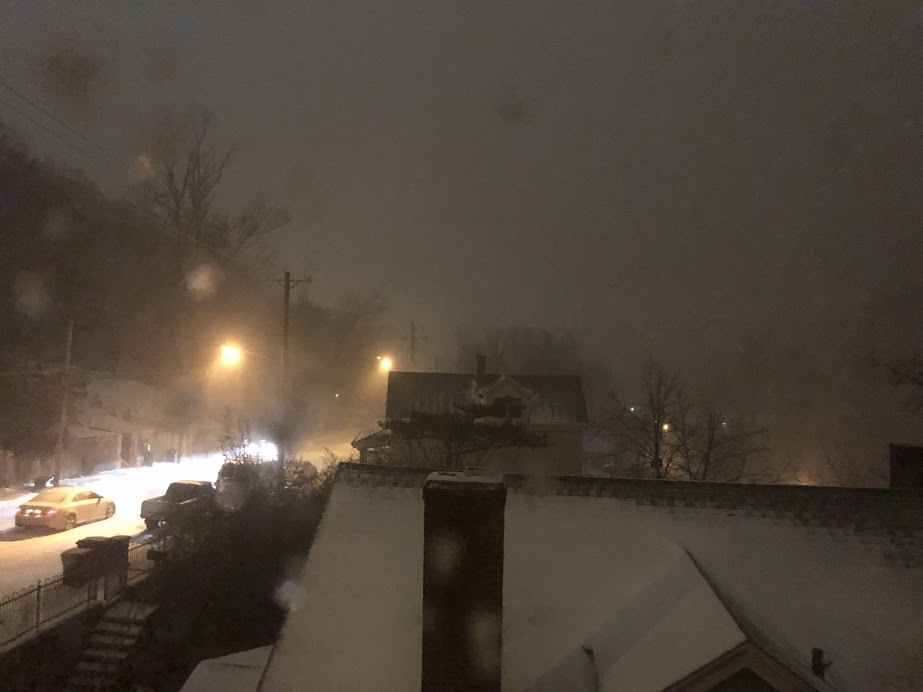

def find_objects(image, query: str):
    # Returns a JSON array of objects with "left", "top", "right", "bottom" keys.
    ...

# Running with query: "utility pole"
[
  {"left": 52, "top": 318, "right": 74, "bottom": 487},
  {"left": 402, "top": 322, "right": 428, "bottom": 367},
  {"left": 274, "top": 270, "right": 311, "bottom": 486}
]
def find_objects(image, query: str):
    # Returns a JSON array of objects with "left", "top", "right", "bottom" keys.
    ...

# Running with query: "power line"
[
  {"left": 0, "top": 73, "right": 118, "bottom": 160},
  {"left": 0, "top": 68, "right": 298, "bottom": 322},
  {"left": 0, "top": 71, "right": 275, "bottom": 268},
  {"left": 0, "top": 95, "right": 99, "bottom": 160},
  {"left": 0, "top": 93, "right": 246, "bottom": 266}
]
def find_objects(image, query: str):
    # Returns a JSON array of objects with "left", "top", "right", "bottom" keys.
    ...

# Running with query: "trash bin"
[
  {"left": 108, "top": 535, "right": 131, "bottom": 569},
  {"left": 76, "top": 536, "right": 110, "bottom": 552},
  {"left": 61, "top": 547, "right": 94, "bottom": 586},
  {"left": 75, "top": 536, "right": 111, "bottom": 570}
]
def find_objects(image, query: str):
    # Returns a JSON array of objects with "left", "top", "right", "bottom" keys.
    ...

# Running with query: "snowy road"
[
  {"left": 0, "top": 454, "right": 225, "bottom": 595},
  {"left": 0, "top": 431, "right": 356, "bottom": 595}
]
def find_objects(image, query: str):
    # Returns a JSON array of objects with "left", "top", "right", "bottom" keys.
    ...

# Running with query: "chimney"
[
  {"left": 889, "top": 444, "right": 923, "bottom": 488},
  {"left": 811, "top": 648, "right": 832, "bottom": 679},
  {"left": 475, "top": 354, "right": 487, "bottom": 385},
  {"left": 422, "top": 470, "right": 506, "bottom": 691}
]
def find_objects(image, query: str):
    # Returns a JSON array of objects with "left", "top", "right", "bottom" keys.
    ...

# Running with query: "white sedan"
[{"left": 14, "top": 487, "right": 117, "bottom": 532}]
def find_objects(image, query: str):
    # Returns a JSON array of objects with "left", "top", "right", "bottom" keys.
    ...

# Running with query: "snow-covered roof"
[
  {"left": 181, "top": 646, "right": 272, "bottom": 692},
  {"left": 530, "top": 545, "right": 748, "bottom": 691},
  {"left": 385, "top": 371, "right": 588, "bottom": 426},
  {"left": 262, "top": 464, "right": 923, "bottom": 690},
  {"left": 425, "top": 470, "right": 505, "bottom": 486}
]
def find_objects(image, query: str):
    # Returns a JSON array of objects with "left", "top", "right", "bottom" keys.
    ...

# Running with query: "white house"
[
  {"left": 353, "top": 356, "right": 589, "bottom": 476},
  {"left": 232, "top": 463, "right": 923, "bottom": 690}
]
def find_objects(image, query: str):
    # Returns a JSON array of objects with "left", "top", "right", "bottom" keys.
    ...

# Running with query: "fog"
[{"left": 0, "top": 1, "right": 920, "bottom": 481}]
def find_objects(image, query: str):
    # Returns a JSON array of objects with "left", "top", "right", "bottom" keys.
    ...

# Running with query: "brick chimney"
[
  {"left": 422, "top": 470, "right": 506, "bottom": 691},
  {"left": 889, "top": 443, "right": 923, "bottom": 489},
  {"left": 475, "top": 354, "right": 487, "bottom": 385}
]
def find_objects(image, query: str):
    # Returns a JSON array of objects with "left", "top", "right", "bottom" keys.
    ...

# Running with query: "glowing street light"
[
  {"left": 219, "top": 343, "right": 243, "bottom": 367},
  {"left": 661, "top": 422, "right": 671, "bottom": 432},
  {"left": 378, "top": 356, "right": 393, "bottom": 372}
]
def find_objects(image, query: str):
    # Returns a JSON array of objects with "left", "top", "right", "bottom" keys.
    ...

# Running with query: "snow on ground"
[
  {"left": 0, "top": 429, "right": 357, "bottom": 596},
  {"left": 0, "top": 454, "right": 225, "bottom": 595}
]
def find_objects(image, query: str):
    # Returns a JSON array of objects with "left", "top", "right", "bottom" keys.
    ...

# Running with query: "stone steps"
[
  {"left": 95, "top": 621, "right": 143, "bottom": 638},
  {"left": 87, "top": 632, "right": 136, "bottom": 650},
  {"left": 64, "top": 601, "right": 157, "bottom": 691}
]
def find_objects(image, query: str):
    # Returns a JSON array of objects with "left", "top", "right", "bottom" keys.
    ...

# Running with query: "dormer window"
[
  {"left": 491, "top": 395, "right": 524, "bottom": 419},
  {"left": 475, "top": 375, "right": 533, "bottom": 420}
]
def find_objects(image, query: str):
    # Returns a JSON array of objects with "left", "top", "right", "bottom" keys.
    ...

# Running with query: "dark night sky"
[{"left": 0, "top": 1, "right": 920, "bottom": 368}]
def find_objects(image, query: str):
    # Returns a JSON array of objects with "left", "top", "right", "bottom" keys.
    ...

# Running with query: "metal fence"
[
  {"left": 0, "top": 574, "right": 97, "bottom": 651},
  {"left": 0, "top": 528, "right": 175, "bottom": 652}
]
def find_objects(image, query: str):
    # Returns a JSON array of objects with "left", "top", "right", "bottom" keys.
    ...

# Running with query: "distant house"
[
  {"left": 77, "top": 377, "right": 201, "bottom": 466},
  {"left": 240, "top": 464, "right": 922, "bottom": 691},
  {"left": 43, "top": 378, "right": 186, "bottom": 480},
  {"left": 60, "top": 425, "right": 122, "bottom": 478},
  {"left": 352, "top": 355, "right": 588, "bottom": 476}
]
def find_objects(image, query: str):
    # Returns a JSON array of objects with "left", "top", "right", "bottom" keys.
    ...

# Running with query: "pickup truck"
[{"left": 140, "top": 480, "right": 216, "bottom": 530}]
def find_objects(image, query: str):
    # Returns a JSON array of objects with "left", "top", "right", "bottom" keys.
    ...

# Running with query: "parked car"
[
  {"left": 140, "top": 480, "right": 216, "bottom": 530},
  {"left": 15, "top": 487, "right": 117, "bottom": 532}
]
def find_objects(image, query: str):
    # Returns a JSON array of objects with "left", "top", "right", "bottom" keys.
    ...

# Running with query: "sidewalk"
[{"left": 0, "top": 486, "right": 32, "bottom": 502}]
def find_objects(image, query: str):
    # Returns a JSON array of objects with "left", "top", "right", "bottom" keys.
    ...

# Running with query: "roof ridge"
[
  {"left": 336, "top": 463, "right": 923, "bottom": 531},
  {"left": 683, "top": 548, "right": 833, "bottom": 690},
  {"left": 389, "top": 371, "right": 583, "bottom": 379}
]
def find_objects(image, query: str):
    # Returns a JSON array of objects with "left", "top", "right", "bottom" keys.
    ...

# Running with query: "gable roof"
[
  {"left": 530, "top": 545, "right": 749, "bottom": 691},
  {"left": 531, "top": 545, "right": 824, "bottom": 691},
  {"left": 182, "top": 646, "right": 272, "bottom": 692},
  {"left": 385, "top": 371, "right": 588, "bottom": 425},
  {"left": 262, "top": 464, "right": 923, "bottom": 691}
]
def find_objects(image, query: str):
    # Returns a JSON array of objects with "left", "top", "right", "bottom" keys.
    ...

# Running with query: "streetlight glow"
[
  {"left": 661, "top": 422, "right": 671, "bottom": 432},
  {"left": 219, "top": 343, "right": 243, "bottom": 367},
  {"left": 378, "top": 356, "right": 393, "bottom": 372}
]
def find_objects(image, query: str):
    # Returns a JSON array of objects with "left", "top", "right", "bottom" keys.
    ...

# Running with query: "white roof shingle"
[{"left": 263, "top": 464, "right": 923, "bottom": 690}]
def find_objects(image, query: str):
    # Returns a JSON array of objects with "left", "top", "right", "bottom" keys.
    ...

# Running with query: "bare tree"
[
  {"left": 150, "top": 110, "right": 227, "bottom": 263},
  {"left": 148, "top": 110, "right": 288, "bottom": 264},
  {"left": 872, "top": 355, "right": 922, "bottom": 412},
  {"left": 596, "top": 358, "right": 682, "bottom": 479},
  {"left": 142, "top": 110, "right": 289, "bottom": 370},
  {"left": 671, "top": 404, "right": 777, "bottom": 483},
  {"left": 819, "top": 446, "right": 887, "bottom": 488},
  {"left": 33, "top": 33, "right": 105, "bottom": 119},
  {"left": 597, "top": 358, "right": 782, "bottom": 483}
]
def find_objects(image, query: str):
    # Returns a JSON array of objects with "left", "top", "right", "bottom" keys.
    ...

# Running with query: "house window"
[
  {"left": 707, "top": 667, "right": 777, "bottom": 692},
  {"left": 491, "top": 395, "right": 524, "bottom": 418}
]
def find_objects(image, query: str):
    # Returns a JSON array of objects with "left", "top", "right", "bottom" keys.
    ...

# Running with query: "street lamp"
[
  {"left": 378, "top": 355, "right": 393, "bottom": 372},
  {"left": 219, "top": 343, "right": 243, "bottom": 367},
  {"left": 217, "top": 342, "right": 271, "bottom": 367}
]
